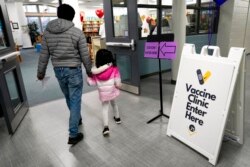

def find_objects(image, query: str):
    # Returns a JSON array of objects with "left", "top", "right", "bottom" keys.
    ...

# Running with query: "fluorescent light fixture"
[
  {"left": 51, "top": 0, "right": 58, "bottom": 3},
  {"left": 29, "top": 0, "right": 38, "bottom": 2},
  {"left": 92, "top": 6, "right": 103, "bottom": 8},
  {"left": 79, "top": 1, "right": 84, "bottom": 4}
]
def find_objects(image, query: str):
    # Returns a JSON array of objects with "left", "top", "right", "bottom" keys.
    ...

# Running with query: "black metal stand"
[
  {"left": 146, "top": 34, "right": 174, "bottom": 124},
  {"left": 147, "top": 58, "right": 169, "bottom": 123}
]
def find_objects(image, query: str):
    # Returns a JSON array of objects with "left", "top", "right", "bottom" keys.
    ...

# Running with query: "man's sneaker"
[
  {"left": 79, "top": 118, "right": 82, "bottom": 126},
  {"left": 114, "top": 117, "right": 121, "bottom": 124},
  {"left": 68, "top": 133, "right": 84, "bottom": 145},
  {"left": 102, "top": 126, "right": 110, "bottom": 136}
]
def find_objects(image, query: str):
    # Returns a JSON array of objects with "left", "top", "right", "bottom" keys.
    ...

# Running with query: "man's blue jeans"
[{"left": 54, "top": 67, "right": 83, "bottom": 138}]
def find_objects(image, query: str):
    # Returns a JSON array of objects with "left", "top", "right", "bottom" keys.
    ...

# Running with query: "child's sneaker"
[
  {"left": 114, "top": 117, "right": 121, "bottom": 124},
  {"left": 102, "top": 126, "right": 109, "bottom": 136}
]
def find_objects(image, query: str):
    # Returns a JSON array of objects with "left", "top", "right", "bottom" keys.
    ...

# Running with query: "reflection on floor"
[{"left": 0, "top": 56, "right": 250, "bottom": 167}]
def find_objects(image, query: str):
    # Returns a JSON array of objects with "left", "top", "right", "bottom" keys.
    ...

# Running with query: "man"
[{"left": 37, "top": 4, "right": 92, "bottom": 145}]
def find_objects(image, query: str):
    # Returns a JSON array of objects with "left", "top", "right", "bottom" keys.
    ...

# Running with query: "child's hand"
[
  {"left": 87, "top": 71, "right": 93, "bottom": 77},
  {"left": 115, "top": 83, "right": 122, "bottom": 89},
  {"left": 86, "top": 77, "right": 92, "bottom": 86},
  {"left": 87, "top": 76, "right": 96, "bottom": 86}
]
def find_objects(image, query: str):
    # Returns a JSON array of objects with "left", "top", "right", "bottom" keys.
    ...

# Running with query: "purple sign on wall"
[
  {"left": 159, "top": 42, "right": 177, "bottom": 60},
  {"left": 144, "top": 42, "right": 159, "bottom": 58},
  {"left": 158, "top": 42, "right": 177, "bottom": 60}
]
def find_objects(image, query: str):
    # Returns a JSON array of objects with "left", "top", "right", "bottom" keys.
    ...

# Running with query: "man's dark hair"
[
  {"left": 57, "top": 4, "right": 75, "bottom": 21},
  {"left": 95, "top": 49, "right": 116, "bottom": 68}
]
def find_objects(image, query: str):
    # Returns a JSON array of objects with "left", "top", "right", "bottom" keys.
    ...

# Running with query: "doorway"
[{"left": 103, "top": 0, "right": 173, "bottom": 94}]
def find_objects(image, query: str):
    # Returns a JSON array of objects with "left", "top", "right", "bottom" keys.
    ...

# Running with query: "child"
[{"left": 87, "top": 49, "right": 121, "bottom": 136}]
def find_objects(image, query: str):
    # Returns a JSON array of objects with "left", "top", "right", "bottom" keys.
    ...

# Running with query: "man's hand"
[
  {"left": 37, "top": 73, "right": 45, "bottom": 80},
  {"left": 87, "top": 72, "right": 93, "bottom": 78}
]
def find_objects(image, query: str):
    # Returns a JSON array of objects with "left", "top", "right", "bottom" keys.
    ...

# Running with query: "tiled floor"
[{"left": 0, "top": 56, "right": 249, "bottom": 167}]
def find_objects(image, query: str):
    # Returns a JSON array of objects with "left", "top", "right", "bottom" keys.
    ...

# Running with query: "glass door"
[
  {"left": 0, "top": 56, "right": 29, "bottom": 134},
  {"left": 0, "top": 0, "right": 29, "bottom": 134},
  {"left": 104, "top": 0, "right": 140, "bottom": 94}
]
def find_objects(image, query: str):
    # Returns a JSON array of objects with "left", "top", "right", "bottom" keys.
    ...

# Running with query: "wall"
[
  {"left": 6, "top": 2, "right": 32, "bottom": 48},
  {"left": 217, "top": 0, "right": 250, "bottom": 56},
  {"left": 6, "top": 3, "right": 22, "bottom": 46},
  {"left": 186, "top": 34, "right": 217, "bottom": 53},
  {"left": 244, "top": 3, "right": 250, "bottom": 54}
]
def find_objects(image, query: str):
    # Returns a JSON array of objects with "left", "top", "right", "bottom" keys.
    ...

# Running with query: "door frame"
[{"left": 104, "top": 0, "right": 140, "bottom": 94}]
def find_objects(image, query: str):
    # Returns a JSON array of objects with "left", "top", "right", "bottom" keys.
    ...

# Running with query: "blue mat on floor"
[{"left": 20, "top": 48, "right": 96, "bottom": 107}]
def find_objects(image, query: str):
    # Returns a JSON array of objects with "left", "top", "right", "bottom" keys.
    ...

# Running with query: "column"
[
  {"left": 171, "top": 0, "right": 186, "bottom": 83},
  {"left": 62, "top": 0, "right": 82, "bottom": 30},
  {"left": 217, "top": 0, "right": 250, "bottom": 56}
]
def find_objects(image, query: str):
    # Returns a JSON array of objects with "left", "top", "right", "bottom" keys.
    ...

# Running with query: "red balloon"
[
  {"left": 95, "top": 9, "right": 104, "bottom": 18},
  {"left": 80, "top": 11, "right": 85, "bottom": 22}
]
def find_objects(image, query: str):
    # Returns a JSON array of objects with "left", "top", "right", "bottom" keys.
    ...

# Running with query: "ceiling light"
[
  {"left": 92, "top": 6, "right": 103, "bottom": 8},
  {"left": 29, "top": 0, "right": 38, "bottom": 2},
  {"left": 51, "top": 0, "right": 58, "bottom": 3}
]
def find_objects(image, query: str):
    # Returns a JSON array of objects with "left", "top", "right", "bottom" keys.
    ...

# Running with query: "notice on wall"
[{"left": 167, "top": 50, "right": 238, "bottom": 165}]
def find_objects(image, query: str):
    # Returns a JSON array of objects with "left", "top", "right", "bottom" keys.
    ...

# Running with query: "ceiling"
[{"left": 5, "top": 0, "right": 104, "bottom": 8}]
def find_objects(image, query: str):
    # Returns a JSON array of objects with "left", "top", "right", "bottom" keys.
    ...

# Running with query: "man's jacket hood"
[{"left": 46, "top": 18, "right": 74, "bottom": 34}]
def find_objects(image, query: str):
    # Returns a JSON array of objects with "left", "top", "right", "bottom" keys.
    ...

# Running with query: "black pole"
[
  {"left": 147, "top": 52, "right": 169, "bottom": 124},
  {"left": 59, "top": 0, "right": 62, "bottom": 5},
  {"left": 159, "top": 58, "right": 163, "bottom": 114},
  {"left": 146, "top": 34, "right": 174, "bottom": 124}
]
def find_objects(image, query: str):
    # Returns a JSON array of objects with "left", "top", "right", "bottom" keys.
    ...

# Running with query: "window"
[
  {"left": 39, "top": 5, "right": 57, "bottom": 13},
  {"left": 199, "top": 10, "right": 217, "bottom": 33},
  {"left": 24, "top": 4, "right": 57, "bottom": 33},
  {"left": 186, "top": 9, "right": 197, "bottom": 34},
  {"left": 161, "top": 9, "right": 172, "bottom": 34},
  {"left": 137, "top": 0, "right": 173, "bottom": 38},
  {"left": 41, "top": 17, "right": 57, "bottom": 32},
  {"left": 112, "top": 0, "right": 129, "bottom": 38},
  {"left": 137, "top": 0, "right": 157, "bottom": 5},
  {"left": 24, "top": 5, "right": 37, "bottom": 12},
  {"left": 138, "top": 8, "right": 157, "bottom": 37},
  {"left": 187, "top": 0, "right": 218, "bottom": 35},
  {"left": 0, "top": 19, "right": 8, "bottom": 50},
  {"left": 27, "top": 17, "right": 41, "bottom": 33},
  {"left": 137, "top": 0, "right": 219, "bottom": 38}
]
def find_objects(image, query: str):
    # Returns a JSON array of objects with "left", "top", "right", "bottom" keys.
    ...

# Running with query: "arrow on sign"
[{"left": 160, "top": 43, "right": 176, "bottom": 57}]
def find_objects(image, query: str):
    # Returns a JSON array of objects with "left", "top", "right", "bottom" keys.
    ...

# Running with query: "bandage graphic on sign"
[
  {"left": 197, "top": 69, "right": 211, "bottom": 85},
  {"left": 203, "top": 71, "right": 211, "bottom": 82},
  {"left": 196, "top": 69, "right": 204, "bottom": 85}
]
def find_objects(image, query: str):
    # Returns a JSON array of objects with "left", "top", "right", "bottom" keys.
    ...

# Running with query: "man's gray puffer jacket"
[{"left": 37, "top": 18, "right": 92, "bottom": 77}]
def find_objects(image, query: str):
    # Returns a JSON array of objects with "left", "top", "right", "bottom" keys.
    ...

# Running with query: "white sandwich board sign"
[{"left": 167, "top": 44, "right": 245, "bottom": 165}]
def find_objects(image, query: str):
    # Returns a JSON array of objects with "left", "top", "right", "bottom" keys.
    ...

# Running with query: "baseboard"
[
  {"left": 171, "top": 79, "right": 176, "bottom": 85},
  {"left": 140, "top": 69, "right": 171, "bottom": 79},
  {"left": 22, "top": 46, "right": 35, "bottom": 49}
]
